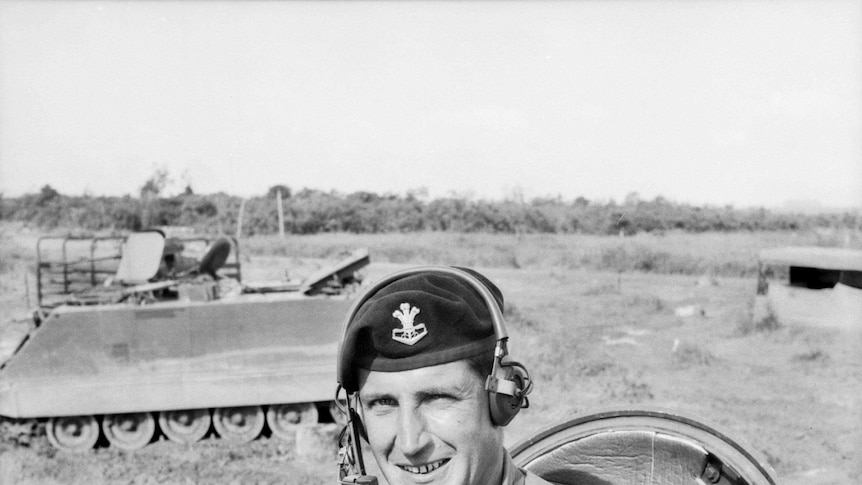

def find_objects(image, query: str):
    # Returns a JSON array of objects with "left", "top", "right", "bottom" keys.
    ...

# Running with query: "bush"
[{"left": 2, "top": 185, "right": 859, "bottom": 238}]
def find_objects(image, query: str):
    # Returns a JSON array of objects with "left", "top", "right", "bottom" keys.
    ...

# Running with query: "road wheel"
[
  {"left": 266, "top": 403, "right": 319, "bottom": 441},
  {"left": 213, "top": 406, "right": 265, "bottom": 443},
  {"left": 103, "top": 412, "right": 156, "bottom": 451},
  {"left": 158, "top": 408, "right": 211, "bottom": 444},
  {"left": 46, "top": 415, "right": 100, "bottom": 453}
]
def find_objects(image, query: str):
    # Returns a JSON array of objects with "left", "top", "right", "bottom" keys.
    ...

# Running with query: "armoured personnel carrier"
[{"left": 0, "top": 230, "right": 369, "bottom": 452}]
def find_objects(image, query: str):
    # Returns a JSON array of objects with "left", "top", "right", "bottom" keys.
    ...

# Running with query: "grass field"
[
  {"left": 1, "top": 223, "right": 859, "bottom": 484},
  {"left": 239, "top": 228, "right": 861, "bottom": 277}
]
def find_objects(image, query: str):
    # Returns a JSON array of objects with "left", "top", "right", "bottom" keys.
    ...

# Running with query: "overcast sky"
[{"left": 1, "top": 0, "right": 860, "bottom": 209}]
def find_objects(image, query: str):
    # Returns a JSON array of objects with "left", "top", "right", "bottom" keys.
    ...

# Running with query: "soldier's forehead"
[{"left": 357, "top": 361, "right": 481, "bottom": 396}]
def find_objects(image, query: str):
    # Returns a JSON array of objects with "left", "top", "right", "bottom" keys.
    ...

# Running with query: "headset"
[{"left": 335, "top": 266, "right": 533, "bottom": 484}]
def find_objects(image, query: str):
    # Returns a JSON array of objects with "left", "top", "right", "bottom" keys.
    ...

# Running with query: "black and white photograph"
[{"left": 0, "top": 1, "right": 859, "bottom": 484}]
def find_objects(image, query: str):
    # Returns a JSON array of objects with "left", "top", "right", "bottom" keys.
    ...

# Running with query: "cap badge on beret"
[{"left": 391, "top": 303, "right": 428, "bottom": 345}]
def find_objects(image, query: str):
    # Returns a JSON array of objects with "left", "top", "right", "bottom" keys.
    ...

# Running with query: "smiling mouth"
[{"left": 398, "top": 458, "right": 450, "bottom": 475}]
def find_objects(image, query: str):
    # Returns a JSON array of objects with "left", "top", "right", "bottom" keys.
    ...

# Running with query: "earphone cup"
[{"left": 488, "top": 365, "right": 527, "bottom": 426}]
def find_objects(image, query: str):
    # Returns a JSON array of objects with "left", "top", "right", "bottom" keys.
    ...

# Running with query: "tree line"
[{"left": 1, "top": 183, "right": 857, "bottom": 236}]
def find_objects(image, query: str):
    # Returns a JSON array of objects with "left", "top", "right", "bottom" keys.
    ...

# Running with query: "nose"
[{"left": 395, "top": 407, "right": 432, "bottom": 458}]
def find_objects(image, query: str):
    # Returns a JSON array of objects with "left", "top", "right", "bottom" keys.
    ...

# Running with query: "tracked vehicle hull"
[
  {"left": 0, "top": 295, "right": 348, "bottom": 419},
  {"left": 0, "top": 231, "right": 368, "bottom": 451}
]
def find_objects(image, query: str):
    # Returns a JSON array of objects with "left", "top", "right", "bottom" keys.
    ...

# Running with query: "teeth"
[{"left": 399, "top": 459, "right": 447, "bottom": 474}]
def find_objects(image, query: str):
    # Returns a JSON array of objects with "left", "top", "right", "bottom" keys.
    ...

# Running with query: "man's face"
[{"left": 357, "top": 360, "right": 504, "bottom": 485}]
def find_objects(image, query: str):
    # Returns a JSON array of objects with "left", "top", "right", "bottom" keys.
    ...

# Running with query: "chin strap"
[{"left": 336, "top": 386, "right": 379, "bottom": 485}]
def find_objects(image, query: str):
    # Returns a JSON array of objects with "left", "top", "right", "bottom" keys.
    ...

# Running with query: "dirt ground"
[{"left": 0, "top": 228, "right": 859, "bottom": 484}]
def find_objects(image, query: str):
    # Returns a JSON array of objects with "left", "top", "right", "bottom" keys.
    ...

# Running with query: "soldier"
[{"left": 337, "top": 267, "right": 552, "bottom": 485}]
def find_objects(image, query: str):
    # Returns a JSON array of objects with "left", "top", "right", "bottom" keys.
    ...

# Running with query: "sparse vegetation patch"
[
  {"left": 791, "top": 349, "right": 830, "bottom": 364},
  {"left": 672, "top": 341, "right": 715, "bottom": 367},
  {"left": 603, "top": 372, "right": 655, "bottom": 402}
]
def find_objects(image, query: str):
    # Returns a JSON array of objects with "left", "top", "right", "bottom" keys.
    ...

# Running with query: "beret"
[{"left": 338, "top": 267, "right": 503, "bottom": 392}]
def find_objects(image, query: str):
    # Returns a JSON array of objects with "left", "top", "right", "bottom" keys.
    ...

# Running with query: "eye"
[
  {"left": 367, "top": 397, "right": 398, "bottom": 409},
  {"left": 425, "top": 393, "right": 457, "bottom": 404}
]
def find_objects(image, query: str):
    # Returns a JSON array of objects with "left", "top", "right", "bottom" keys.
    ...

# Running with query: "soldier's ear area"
[{"left": 487, "top": 357, "right": 532, "bottom": 427}]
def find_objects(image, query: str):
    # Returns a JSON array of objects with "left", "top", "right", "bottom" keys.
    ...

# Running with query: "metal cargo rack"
[{"left": 35, "top": 233, "right": 242, "bottom": 308}]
